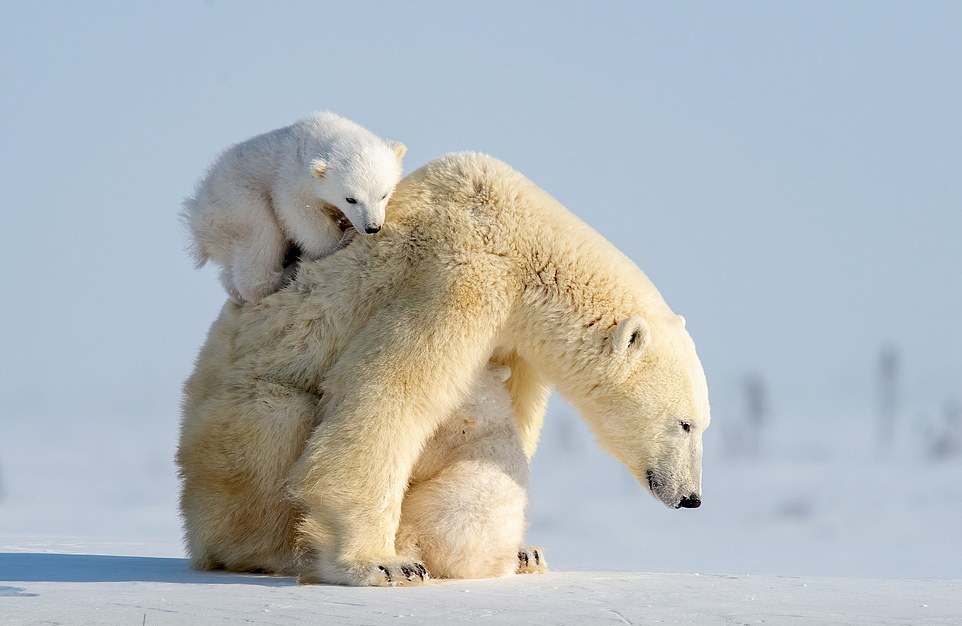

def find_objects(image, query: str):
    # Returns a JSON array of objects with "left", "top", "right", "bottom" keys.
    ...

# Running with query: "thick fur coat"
[{"left": 177, "top": 153, "right": 710, "bottom": 586}]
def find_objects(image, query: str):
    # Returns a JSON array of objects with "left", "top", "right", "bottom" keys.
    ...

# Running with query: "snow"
[{"left": 3, "top": 556, "right": 960, "bottom": 626}]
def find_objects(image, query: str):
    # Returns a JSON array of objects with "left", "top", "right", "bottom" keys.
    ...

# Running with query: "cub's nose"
[
  {"left": 678, "top": 494, "right": 701, "bottom": 509},
  {"left": 364, "top": 225, "right": 381, "bottom": 234}
]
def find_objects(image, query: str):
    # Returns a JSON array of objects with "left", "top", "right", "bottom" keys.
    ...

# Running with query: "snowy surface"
[{"left": 3, "top": 554, "right": 961, "bottom": 626}]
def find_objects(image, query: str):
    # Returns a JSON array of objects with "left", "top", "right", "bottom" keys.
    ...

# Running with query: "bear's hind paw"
[{"left": 517, "top": 547, "right": 547, "bottom": 574}]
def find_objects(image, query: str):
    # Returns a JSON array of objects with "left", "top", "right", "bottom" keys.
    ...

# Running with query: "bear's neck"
[{"left": 501, "top": 205, "right": 671, "bottom": 399}]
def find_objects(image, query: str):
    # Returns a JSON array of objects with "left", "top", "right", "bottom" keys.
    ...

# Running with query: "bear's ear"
[
  {"left": 678, "top": 314, "right": 686, "bottom": 328},
  {"left": 611, "top": 316, "right": 651, "bottom": 357},
  {"left": 388, "top": 141, "right": 407, "bottom": 161},
  {"left": 310, "top": 158, "right": 328, "bottom": 179}
]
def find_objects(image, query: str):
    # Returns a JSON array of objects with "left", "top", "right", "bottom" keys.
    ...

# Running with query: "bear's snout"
[
  {"left": 364, "top": 224, "right": 381, "bottom": 234},
  {"left": 677, "top": 493, "right": 701, "bottom": 509}
]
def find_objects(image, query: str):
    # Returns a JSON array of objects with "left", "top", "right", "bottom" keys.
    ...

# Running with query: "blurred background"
[{"left": 1, "top": 2, "right": 959, "bottom": 578}]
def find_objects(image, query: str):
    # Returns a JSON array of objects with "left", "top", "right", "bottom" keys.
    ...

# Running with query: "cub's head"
[
  {"left": 580, "top": 313, "right": 710, "bottom": 509},
  {"left": 310, "top": 140, "right": 406, "bottom": 235}
]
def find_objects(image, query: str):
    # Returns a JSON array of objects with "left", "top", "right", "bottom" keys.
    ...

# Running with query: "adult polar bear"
[{"left": 178, "top": 153, "right": 711, "bottom": 586}]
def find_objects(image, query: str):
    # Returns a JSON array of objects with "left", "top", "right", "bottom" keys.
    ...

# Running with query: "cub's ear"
[
  {"left": 388, "top": 141, "right": 407, "bottom": 160},
  {"left": 678, "top": 314, "right": 687, "bottom": 328},
  {"left": 611, "top": 316, "right": 651, "bottom": 357},
  {"left": 310, "top": 158, "right": 327, "bottom": 179}
]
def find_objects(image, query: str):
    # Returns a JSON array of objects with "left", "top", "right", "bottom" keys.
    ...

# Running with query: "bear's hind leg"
[{"left": 230, "top": 228, "right": 288, "bottom": 303}]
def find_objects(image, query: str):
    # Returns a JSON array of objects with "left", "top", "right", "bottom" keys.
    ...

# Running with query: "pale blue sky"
[{"left": 1, "top": 1, "right": 960, "bottom": 432}]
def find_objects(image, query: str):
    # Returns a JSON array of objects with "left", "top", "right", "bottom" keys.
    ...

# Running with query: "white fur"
[
  {"left": 181, "top": 111, "right": 406, "bottom": 303},
  {"left": 177, "top": 153, "right": 710, "bottom": 586},
  {"left": 396, "top": 362, "right": 529, "bottom": 580}
]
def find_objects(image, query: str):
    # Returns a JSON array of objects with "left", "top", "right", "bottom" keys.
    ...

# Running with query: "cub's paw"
[
  {"left": 336, "top": 226, "right": 358, "bottom": 250},
  {"left": 516, "top": 547, "right": 547, "bottom": 574}
]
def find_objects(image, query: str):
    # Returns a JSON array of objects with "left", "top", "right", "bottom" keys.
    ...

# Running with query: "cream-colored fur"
[
  {"left": 181, "top": 111, "right": 406, "bottom": 303},
  {"left": 396, "top": 362, "right": 530, "bottom": 580},
  {"left": 177, "top": 152, "right": 710, "bottom": 586}
]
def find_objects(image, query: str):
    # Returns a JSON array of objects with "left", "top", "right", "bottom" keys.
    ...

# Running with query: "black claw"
[
  {"left": 378, "top": 565, "right": 392, "bottom": 583},
  {"left": 401, "top": 565, "right": 414, "bottom": 580},
  {"left": 518, "top": 551, "right": 529, "bottom": 567},
  {"left": 414, "top": 563, "right": 427, "bottom": 580},
  {"left": 533, "top": 549, "right": 541, "bottom": 565}
]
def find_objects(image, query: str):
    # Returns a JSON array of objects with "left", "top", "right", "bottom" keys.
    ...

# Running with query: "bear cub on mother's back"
[{"left": 182, "top": 111, "right": 406, "bottom": 303}]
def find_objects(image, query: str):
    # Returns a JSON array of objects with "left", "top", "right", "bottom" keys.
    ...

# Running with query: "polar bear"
[
  {"left": 181, "top": 111, "right": 407, "bottom": 303},
  {"left": 177, "top": 152, "right": 710, "bottom": 586}
]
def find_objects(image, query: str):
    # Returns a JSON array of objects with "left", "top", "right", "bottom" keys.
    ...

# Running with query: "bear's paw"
[
  {"left": 374, "top": 560, "right": 430, "bottom": 586},
  {"left": 299, "top": 558, "right": 431, "bottom": 587},
  {"left": 516, "top": 547, "right": 548, "bottom": 574}
]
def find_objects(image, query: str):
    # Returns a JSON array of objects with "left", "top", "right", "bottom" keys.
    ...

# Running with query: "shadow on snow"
[{"left": 0, "top": 553, "right": 295, "bottom": 586}]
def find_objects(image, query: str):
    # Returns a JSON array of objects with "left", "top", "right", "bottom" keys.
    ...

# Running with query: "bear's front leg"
[
  {"left": 290, "top": 399, "right": 440, "bottom": 586},
  {"left": 289, "top": 290, "right": 504, "bottom": 586}
]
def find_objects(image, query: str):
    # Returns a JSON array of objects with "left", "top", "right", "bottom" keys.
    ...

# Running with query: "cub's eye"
[
  {"left": 381, "top": 193, "right": 388, "bottom": 200},
  {"left": 345, "top": 197, "right": 358, "bottom": 204},
  {"left": 681, "top": 421, "right": 692, "bottom": 433}
]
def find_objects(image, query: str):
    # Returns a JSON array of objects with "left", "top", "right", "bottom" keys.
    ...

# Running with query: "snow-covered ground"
[
  {"left": 1, "top": 394, "right": 960, "bottom": 623},
  {"left": 3, "top": 559, "right": 961, "bottom": 626}
]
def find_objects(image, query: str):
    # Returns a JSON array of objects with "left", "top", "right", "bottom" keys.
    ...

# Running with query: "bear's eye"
[
  {"left": 345, "top": 197, "right": 358, "bottom": 204},
  {"left": 680, "top": 421, "right": 692, "bottom": 433},
  {"left": 381, "top": 193, "right": 388, "bottom": 200}
]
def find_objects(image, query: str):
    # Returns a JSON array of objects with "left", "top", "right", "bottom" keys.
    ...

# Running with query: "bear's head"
[
  {"left": 576, "top": 313, "right": 710, "bottom": 509},
  {"left": 310, "top": 140, "right": 406, "bottom": 235}
]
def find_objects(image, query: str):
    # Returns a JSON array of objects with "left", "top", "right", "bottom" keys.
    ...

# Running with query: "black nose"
[
  {"left": 678, "top": 494, "right": 701, "bottom": 509},
  {"left": 364, "top": 225, "right": 381, "bottom": 234}
]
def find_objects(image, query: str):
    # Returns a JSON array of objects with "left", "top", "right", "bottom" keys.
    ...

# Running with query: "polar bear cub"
[
  {"left": 182, "top": 111, "right": 407, "bottom": 303},
  {"left": 395, "top": 362, "right": 544, "bottom": 581}
]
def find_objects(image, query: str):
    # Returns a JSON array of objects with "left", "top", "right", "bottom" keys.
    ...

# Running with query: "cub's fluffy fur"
[{"left": 182, "top": 111, "right": 406, "bottom": 303}]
